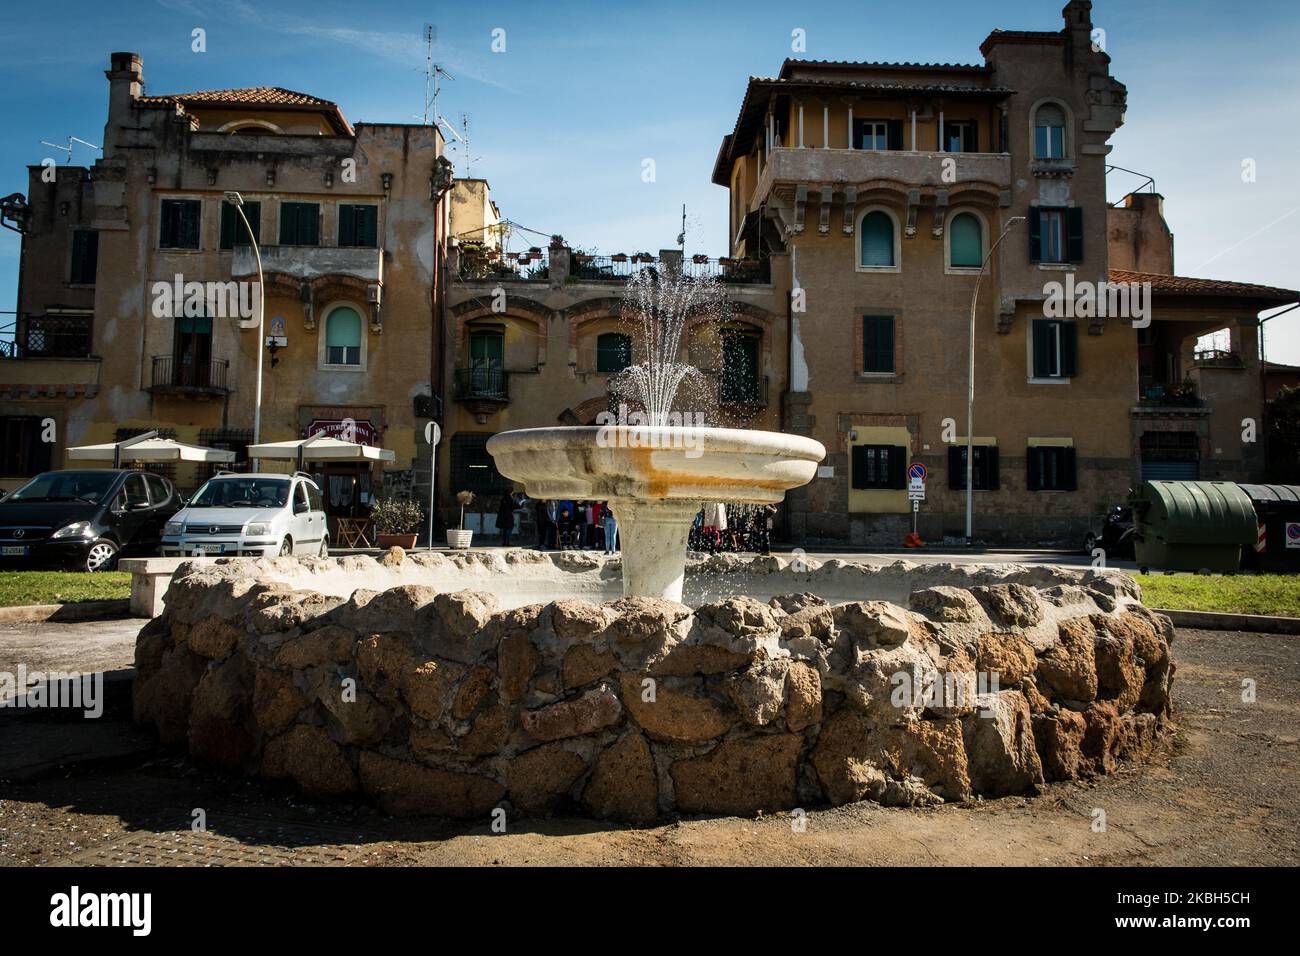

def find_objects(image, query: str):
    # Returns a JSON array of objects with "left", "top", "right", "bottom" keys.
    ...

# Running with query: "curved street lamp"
[
  {"left": 965, "top": 215, "right": 1026, "bottom": 545},
  {"left": 224, "top": 191, "right": 266, "bottom": 471}
]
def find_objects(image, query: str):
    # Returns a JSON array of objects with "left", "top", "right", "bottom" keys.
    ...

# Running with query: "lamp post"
[
  {"left": 965, "top": 215, "right": 1026, "bottom": 545},
  {"left": 225, "top": 191, "right": 266, "bottom": 471}
]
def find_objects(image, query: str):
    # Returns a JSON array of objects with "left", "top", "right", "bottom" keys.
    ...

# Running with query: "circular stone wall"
[{"left": 132, "top": 554, "right": 1174, "bottom": 820}]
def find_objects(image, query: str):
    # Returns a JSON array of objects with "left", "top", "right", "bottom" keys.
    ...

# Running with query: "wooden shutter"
[
  {"left": 887, "top": 120, "right": 904, "bottom": 150},
  {"left": 851, "top": 445, "right": 871, "bottom": 489},
  {"left": 948, "top": 446, "right": 963, "bottom": 490},
  {"left": 1060, "top": 320, "right": 1079, "bottom": 377},
  {"left": 359, "top": 206, "right": 378, "bottom": 247},
  {"left": 1032, "top": 320, "right": 1054, "bottom": 377},
  {"left": 219, "top": 203, "right": 235, "bottom": 248},
  {"left": 1062, "top": 446, "right": 1078, "bottom": 491},
  {"left": 983, "top": 446, "right": 1000, "bottom": 491},
  {"left": 339, "top": 204, "right": 356, "bottom": 245},
  {"left": 851, "top": 119, "right": 867, "bottom": 149},
  {"left": 1028, "top": 208, "right": 1042, "bottom": 262},
  {"left": 889, "top": 446, "right": 908, "bottom": 489},
  {"left": 1066, "top": 207, "right": 1084, "bottom": 262},
  {"left": 1026, "top": 447, "right": 1042, "bottom": 491},
  {"left": 967, "top": 119, "right": 979, "bottom": 153},
  {"left": 302, "top": 204, "right": 320, "bottom": 245}
]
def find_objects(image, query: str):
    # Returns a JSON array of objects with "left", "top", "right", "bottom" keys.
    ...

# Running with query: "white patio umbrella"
[
  {"left": 69, "top": 432, "right": 237, "bottom": 467},
  {"left": 247, "top": 435, "right": 395, "bottom": 470}
]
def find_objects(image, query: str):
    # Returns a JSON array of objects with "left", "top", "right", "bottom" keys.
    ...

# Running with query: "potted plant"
[
  {"left": 447, "top": 490, "right": 475, "bottom": 548},
  {"left": 692, "top": 254, "right": 710, "bottom": 264},
  {"left": 611, "top": 253, "right": 628, "bottom": 263},
  {"left": 371, "top": 498, "right": 423, "bottom": 550}
]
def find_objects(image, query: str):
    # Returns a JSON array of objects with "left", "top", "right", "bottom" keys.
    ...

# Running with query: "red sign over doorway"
[{"left": 305, "top": 419, "right": 380, "bottom": 446}]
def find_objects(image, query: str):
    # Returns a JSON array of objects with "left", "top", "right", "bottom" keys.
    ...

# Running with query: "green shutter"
[
  {"left": 339, "top": 204, "right": 356, "bottom": 245},
  {"left": 1060, "top": 321, "right": 1079, "bottom": 377},
  {"left": 863, "top": 315, "right": 894, "bottom": 372},
  {"left": 279, "top": 204, "right": 298, "bottom": 245},
  {"left": 948, "top": 446, "right": 963, "bottom": 490},
  {"left": 1062, "top": 447, "right": 1078, "bottom": 491},
  {"left": 1028, "top": 208, "right": 1042, "bottom": 262},
  {"left": 950, "top": 214, "right": 982, "bottom": 267},
  {"left": 860, "top": 214, "right": 894, "bottom": 267},
  {"left": 984, "top": 446, "right": 1000, "bottom": 490},
  {"left": 360, "top": 206, "right": 378, "bottom": 247},
  {"left": 889, "top": 446, "right": 908, "bottom": 489},
  {"left": 1032, "top": 320, "right": 1054, "bottom": 377},
  {"left": 967, "top": 119, "right": 979, "bottom": 152},
  {"left": 887, "top": 120, "right": 904, "bottom": 150},
  {"left": 851, "top": 445, "right": 870, "bottom": 489},
  {"left": 1066, "top": 207, "right": 1084, "bottom": 262},
  {"left": 1026, "top": 447, "right": 1042, "bottom": 491}
]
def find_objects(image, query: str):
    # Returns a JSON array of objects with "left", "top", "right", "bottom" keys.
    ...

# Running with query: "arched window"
[
  {"left": 1034, "top": 103, "right": 1067, "bottom": 159},
  {"left": 324, "top": 307, "right": 362, "bottom": 366},
  {"left": 859, "top": 210, "right": 896, "bottom": 268},
  {"left": 949, "top": 212, "right": 984, "bottom": 269},
  {"left": 596, "top": 332, "right": 632, "bottom": 373}
]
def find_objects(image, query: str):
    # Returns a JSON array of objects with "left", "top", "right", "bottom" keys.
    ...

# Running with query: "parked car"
[
  {"left": 0, "top": 468, "right": 181, "bottom": 572},
  {"left": 1083, "top": 505, "right": 1135, "bottom": 560},
  {"left": 161, "top": 472, "right": 329, "bottom": 558}
]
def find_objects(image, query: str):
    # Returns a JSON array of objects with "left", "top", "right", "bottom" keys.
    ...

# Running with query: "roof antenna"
[
  {"left": 422, "top": 25, "right": 454, "bottom": 126},
  {"left": 39, "top": 135, "right": 101, "bottom": 163}
]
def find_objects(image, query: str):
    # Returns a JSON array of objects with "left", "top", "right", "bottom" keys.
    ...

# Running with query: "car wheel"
[
  {"left": 1083, "top": 532, "right": 1097, "bottom": 556},
  {"left": 318, "top": 536, "right": 329, "bottom": 557},
  {"left": 85, "top": 539, "right": 119, "bottom": 573},
  {"left": 279, "top": 537, "right": 293, "bottom": 557}
]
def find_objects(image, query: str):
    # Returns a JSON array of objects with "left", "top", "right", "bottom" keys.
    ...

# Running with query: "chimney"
[{"left": 104, "top": 52, "right": 143, "bottom": 158}]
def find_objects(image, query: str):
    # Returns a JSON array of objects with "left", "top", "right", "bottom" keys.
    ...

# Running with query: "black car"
[
  {"left": 0, "top": 469, "right": 181, "bottom": 571},
  {"left": 1083, "top": 505, "right": 1135, "bottom": 560}
]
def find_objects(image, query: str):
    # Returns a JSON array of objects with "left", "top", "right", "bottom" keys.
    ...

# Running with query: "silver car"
[{"left": 162, "top": 472, "right": 329, "bottom": 557}]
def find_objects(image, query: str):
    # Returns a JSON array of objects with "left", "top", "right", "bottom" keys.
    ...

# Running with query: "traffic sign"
[
  {"left": 424, "top": 421, "right": 442, "bottom": 446},
  {"left": 908, "top": 462, "right": 928, "bottom": 482}
]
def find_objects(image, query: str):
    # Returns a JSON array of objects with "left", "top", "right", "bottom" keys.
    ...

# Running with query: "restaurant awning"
[
  {"left": 68, "top": 431, "right": 238, "bottom": 467},
  {"left": 247, "top": 435, "right": 395, "bottom": 469}
]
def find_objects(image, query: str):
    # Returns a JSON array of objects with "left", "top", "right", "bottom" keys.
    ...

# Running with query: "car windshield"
[
  {"left": 7, "top": 470, "right": 118, "bottom": 504},
  {"left": 189, "top": 477, "right": 290, "bottom": 509}
]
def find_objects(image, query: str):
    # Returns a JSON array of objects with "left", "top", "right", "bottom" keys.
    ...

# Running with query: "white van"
[{"left": 162, "top": 472, "right": 329, "bottom": 557}]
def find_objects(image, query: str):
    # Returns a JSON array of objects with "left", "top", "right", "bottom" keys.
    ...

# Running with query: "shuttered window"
[
  {"left": 219, "top": 201, "right": 261, "bottom": 249},
  {"left": 851, "top": 444, "right": 908, "bottom": 490},
  {"left": 947, "top": 445, "right": 999, "bottom": 491},
  {"left": 862, "top": 315, "right": 895, "bottom": 373},
  {"left": 279, "top": 202, "right": 320, "bottom": 245},
  {"left": 859, "top": 211, "right": 895, "bottom": 267},
  {"left": 70, "top": 230, "right": 98, "bottom": 284},
  {"left": 949, "top": 213, "right": 983, "bottom": 268},
  {"left": 159, "top": 199, "right": 201, "bottom": 249},
  {"left": 338, "top": 204, "right": 379, "bottom": 248},
  {"left": 1029, "top": 206, "right": 1083, "bottom": 263},
  {"left": 1032, "top": 319, "right": 1078, "bottom": 378},
  {"left": 1027, "top": 446, "right": 1077, "bottom": 491},
  {"left": 325, "top": 307, "right": 362, "bottom": 366}
]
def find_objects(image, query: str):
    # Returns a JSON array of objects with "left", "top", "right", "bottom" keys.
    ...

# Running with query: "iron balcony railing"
[
  {"left": 453, "top": 365, "right": 510, "bottom": 402},
  {"left": 149, "top": 355, "right": 231, "bottom": 393},
  {"left": 0, "top": 314, "right": 94, "bottom": 358}
]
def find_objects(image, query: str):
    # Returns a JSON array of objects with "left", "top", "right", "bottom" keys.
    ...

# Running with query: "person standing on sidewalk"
[
  {"left": 602, "top": 504, "right": 619, "bottom": 554},
  {"left": 496, "top": 494, "right": 518, "bottom": 548}
]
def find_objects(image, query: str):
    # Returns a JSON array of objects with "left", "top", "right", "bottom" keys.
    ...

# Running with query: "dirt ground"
[{"left": 0, "top": 622, "right": 1296, "bottom": 867}]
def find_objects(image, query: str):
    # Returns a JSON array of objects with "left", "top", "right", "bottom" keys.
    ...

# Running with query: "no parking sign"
[{"left": 1286, "top": 521, "right": 1300, "bottom": 550}]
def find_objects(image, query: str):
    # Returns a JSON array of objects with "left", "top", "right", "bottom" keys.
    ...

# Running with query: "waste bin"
[
  {"left": 1237, "top": 484, "right": 1300, "bottom": 573},
  {"left": 1128, "top": 480, "right": 1257, "bottom": 572}
]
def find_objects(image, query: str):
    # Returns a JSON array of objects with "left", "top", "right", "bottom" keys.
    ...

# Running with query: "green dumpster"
[{"left": 1128, "top": 480, "right": 1257, "bottom": 572}]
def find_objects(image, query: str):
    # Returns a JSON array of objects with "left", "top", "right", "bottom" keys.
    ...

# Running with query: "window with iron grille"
[
  {"left": 947, "top": 445, "right": 1000, "bottom": 491},
  {"left": 1027, "top": 446, "right": 1077, "bottom": 491},
  {"left": 450, "top": 433, "right": 510, "bottom": 496},
  {"left": 851, "top": 444, "right": 907, "bottom": 490}
]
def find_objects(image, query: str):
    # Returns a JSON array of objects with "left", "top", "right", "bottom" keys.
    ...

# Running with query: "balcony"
[
  {"left": 755, "top": 146, "right": 1012, "bottom": 200},
  {"left": 0, "top": 314, "right": 93, "bottom": 359},
  {"left": 231, "top": 244, "right": 383, "bottom": 284},
  {"left": 148, "top": 356, "right": 231, "bottom": 396},
  {"left": 453, "top": 366, "right": 510, "bottom": 423}
]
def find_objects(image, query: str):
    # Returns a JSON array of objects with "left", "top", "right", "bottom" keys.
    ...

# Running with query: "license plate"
[
  {"left": 190, "top": 543, "right": 224, "bottom": 555},
  {"left": 1, "top": 546, "right": 28, "bottom": 556}
]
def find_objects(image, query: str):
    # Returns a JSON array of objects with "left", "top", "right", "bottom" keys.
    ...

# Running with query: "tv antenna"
[
  {"left": 422, "top": 25, "right": 454, "bottom": 126},
  {"left": 438, "top": 112, "right": 480, "bottom": 177},
  {"left": 39, "top": 135, "right": 101, "bottom": 163}
]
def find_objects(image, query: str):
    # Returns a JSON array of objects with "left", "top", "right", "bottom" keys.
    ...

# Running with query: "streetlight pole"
[
  {"left": 225, "top": 191, "right": 265, "bottom": 471},
  {"left": 965, "top": 215, "right": 1025, "bottom": 545}
]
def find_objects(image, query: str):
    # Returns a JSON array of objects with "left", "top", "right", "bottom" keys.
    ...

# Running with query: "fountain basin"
[{"left": 487, "top": 426, "right": 826, "bottom": 601}]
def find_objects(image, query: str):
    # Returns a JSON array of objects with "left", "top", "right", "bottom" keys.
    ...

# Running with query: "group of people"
[
  {"left": 494, "top": 493, "right": 619, "bottom": 553},
  {"left": 691, "top": 502, "right": 776, "bottom": 555}
]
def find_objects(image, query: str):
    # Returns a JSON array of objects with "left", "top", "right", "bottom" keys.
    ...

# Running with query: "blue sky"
[{"left": 3, "top": 0, "right": 1299, "bottom": 361}]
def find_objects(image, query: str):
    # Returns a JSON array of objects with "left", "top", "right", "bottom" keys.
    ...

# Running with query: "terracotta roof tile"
[
  {"left": 138, "top": 86, "right": 337, "bottom": 108},
  {"left": 1110, "top": 269, "right": 1298, "bottom": 303}
]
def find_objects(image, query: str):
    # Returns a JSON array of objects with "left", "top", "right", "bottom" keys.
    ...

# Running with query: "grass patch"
[
  {"left": 1134, "top": 573, "right": 1300, "bottom": 618},
  {"left": 0, "top": 571, "right": 132, "bottom": 607}
]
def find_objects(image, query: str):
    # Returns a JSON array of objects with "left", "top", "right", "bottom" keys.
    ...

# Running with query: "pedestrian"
[
  {"left": 587, "top": 500, "right": 602, "bottom": 549},
  {"left": 758, "top": 504, "right": 776, "bottom": 555},
  {"left": 534, "top": 498, "right": 555, "bottom": 550},
  {"left": 602, "top": 504, "right": 619, "bottom": 554},
  {"left": 700, "top": 501, "right": 726, "bottom": 552},
  {"left": 495, "top": 493, "right": 517, "bottom": 548}
]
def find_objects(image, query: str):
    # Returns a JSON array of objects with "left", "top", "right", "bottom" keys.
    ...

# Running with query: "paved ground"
[{"left": 0, "top": 618, "right": 1295, "bottom": 866}]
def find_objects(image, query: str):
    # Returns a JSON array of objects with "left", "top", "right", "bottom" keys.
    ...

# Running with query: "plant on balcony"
[
  {"left": 611, "top": 253, "right": 628, "bottom": 262},
  {"left": 692, "top": 254, "right": 710, "bottom": 264},
  {"left": 371, "top": 497, "right": 424, "bottom": 550}
]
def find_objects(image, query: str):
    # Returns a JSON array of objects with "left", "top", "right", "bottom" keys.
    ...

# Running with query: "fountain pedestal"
[{"left": 486, "top": 426, "right": 826, "bottom": 601}]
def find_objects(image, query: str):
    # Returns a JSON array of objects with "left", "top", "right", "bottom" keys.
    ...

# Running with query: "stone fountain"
[{"left": 487, "top": 269, "right": 826, "bottom": 602}]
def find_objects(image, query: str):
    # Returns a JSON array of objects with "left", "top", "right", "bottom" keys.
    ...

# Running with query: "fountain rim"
[{"left": 486, "top": 425, "right": 827, "bottom": 462}]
